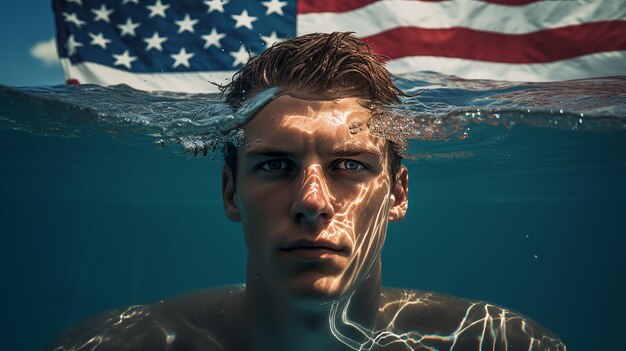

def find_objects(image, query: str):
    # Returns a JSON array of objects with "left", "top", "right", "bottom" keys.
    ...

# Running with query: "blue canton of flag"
[{"left": 53, "top": 0, "right": 295, "bottom": 92}]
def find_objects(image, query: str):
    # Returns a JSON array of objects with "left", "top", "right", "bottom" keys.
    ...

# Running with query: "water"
[{"left": 1, "top": 73, "right": 625, "bottom": 350}]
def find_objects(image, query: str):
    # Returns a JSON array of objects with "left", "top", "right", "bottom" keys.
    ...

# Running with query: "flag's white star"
[
  {"left": 147, "top": 0, "right": 170, "bottom": 18},
  {"left": 204, "top": 0, "right": 228, "bottom": 13},
  {"left": 175, "top": 14, "right": 199, "bottom": 34},
  {"left": 123, "top": 0, "right": 139, "bottom": 4},
  {"left": 143, "top": 32, "right": 167, "bottom": 51},
  {"left": 66, "top": 34, "right": 83, "bottom": 56},
  {"left": 88, "top": 32, "right": 112, "bottom": 49},
  {"left": 118, "top": 18, "right": 140, "bottom": 37},
  {"left": 201, "top": 28, "right": 225, "bottom": 49},
  {"left": 261, "top": 0, "right": 287, "bottom": 16},
  {"left": 92, "top": 4, "right": 114, "bottom": 23},
  {"left": 63, "top": 12, "right": 86, "bottom": 28},
  {"left": 170, "top": 47, "right": 195, "bottom": 68},
  {"left": 261, "top": 31, "right": 282, "bottom": 47},
  {"left": 67, "top": 0, "right": 82, "bottom": 5},
  {"left": 113, "top": 50, "right": 138, "bottom": 69},
  {"left": 232, "top": 10, "right": 257, "bottom": 30},
  {"left": 230, "top": 44, "right": 249, "bottom": 67}
]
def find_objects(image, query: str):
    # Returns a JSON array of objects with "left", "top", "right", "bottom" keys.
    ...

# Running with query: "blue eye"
[
  {"left": 336, "top": 159, "right": 365, "bottom": 171},
  {"left": 261, "top": 159, "right": 290, "bottom": 171}
]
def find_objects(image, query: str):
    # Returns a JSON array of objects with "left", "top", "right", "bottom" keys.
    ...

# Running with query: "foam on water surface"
[{"left": 1, "top": 73, "right": 624, "bottom": 152}]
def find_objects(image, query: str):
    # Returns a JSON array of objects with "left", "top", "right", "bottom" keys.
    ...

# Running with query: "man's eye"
[
  {"left": 335, "top": 159, "right": 365, "bottom": 171},
  {"left": 260, "top": 159, "right": 290, "bottom": 171}
]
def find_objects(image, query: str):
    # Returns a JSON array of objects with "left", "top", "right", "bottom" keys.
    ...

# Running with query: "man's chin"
[{"left": 284, "top": 276, "right": 350, "bottom": 308}]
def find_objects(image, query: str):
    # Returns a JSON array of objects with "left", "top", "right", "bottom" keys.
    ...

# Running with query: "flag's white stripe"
[
  {"left": 60, "top": 59, "right": 234, "bottom": 93},
  {"left": 298, "top": 0, "right": 626, "bottom": 37},
  {"left": 63, "top": 50, "right": 626, "bottom": 92},
  {"left": 386, "top": 50, "right": 626, "bottom": 82}
]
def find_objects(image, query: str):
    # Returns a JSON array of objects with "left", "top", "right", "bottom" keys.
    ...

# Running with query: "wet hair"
[{"left": 221, "top": 32, "right": 405, "bottom": 184}]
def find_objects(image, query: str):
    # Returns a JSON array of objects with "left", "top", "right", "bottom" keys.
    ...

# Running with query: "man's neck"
[{"left": 245, "top": 261, "right": 383, "bottom": 351}]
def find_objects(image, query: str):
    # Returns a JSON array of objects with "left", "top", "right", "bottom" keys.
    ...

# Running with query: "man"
[{"left": 49, "top": 32, "right": 565, "bottom": 351}]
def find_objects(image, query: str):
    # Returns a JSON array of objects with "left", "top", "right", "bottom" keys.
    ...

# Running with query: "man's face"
[{"left": 222, "top": 93, "right": 408, "bottom": 303}]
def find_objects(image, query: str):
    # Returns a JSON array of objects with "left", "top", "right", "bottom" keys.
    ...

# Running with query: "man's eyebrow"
[
  {"left": 330, "top": 145, "right": 382, "bottom": 157},
  {"left": 243, "top": 147, "right": 296, "bottom": 158},
  {"left": 243, "top": 145, "right": 383, "bottom": 158}
]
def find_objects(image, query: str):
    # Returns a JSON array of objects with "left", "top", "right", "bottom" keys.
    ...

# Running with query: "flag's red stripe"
[
  {"left": 478, "top": 0, "right": 543, "bottom": 5},
  {"left": 298, "top": 0, "right": 543, "bottom": 14},
  {"left": 298, "top": 0, "right": 379, "bottom": 14},
  {"left": 364, "top": 21, "right": 626, "bottom": 63}
]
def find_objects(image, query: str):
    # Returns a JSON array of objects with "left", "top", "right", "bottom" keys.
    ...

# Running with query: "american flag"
[{"left": 54, "top": 0, "right": 626, "bottom": 93}]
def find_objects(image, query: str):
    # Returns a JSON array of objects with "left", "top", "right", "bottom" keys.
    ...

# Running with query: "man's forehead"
[
  {"left": 244, "top": 94, "right": 371, "bottom": 131},
  {"left": 240, "top": 94, "right": 386, "bottom": 151}
]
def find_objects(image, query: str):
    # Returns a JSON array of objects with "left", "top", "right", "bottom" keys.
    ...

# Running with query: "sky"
[{"left": 0, "top": 1, "right": 64, "bottom": 87}]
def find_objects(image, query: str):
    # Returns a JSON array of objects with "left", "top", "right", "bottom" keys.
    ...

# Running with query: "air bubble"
[{"left": 348, "top": 121, "right": 362, "bottom": 134}]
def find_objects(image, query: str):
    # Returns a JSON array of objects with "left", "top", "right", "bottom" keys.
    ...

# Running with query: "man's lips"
[{"left": 280, "top": 239, "right": 347, "bottom": 258}]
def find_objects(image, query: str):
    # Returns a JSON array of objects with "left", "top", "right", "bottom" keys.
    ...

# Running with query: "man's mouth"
[{"left": 280, "top": 240, "right": 347, "bottom": 259}]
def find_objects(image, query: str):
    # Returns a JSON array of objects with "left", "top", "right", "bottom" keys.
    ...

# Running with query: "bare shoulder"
[
  {"left": 47, "top": 285, "right": 246, "bottom": 351},
  {"left": 378, "top": 288, "right": 566, "bottom": 351}
]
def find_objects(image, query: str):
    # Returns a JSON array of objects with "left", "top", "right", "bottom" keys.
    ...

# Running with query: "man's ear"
[
  {"left": 388, "top": 166, "right": 408, "bottom": 222},
  {"left": 222, "top": 165, "right": 241, "bottom": 222}
]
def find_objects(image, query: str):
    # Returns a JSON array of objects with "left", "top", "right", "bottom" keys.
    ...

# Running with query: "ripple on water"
[{"left": 0, "top": 74, "right": 624, "bottom": 157}]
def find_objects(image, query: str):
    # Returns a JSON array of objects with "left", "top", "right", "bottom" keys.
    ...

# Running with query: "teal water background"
[{"left": 1, "top": 76, "right": 625, "bottom": 350}]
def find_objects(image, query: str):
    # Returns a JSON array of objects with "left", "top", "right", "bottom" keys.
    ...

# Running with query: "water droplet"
[
  {"left": 533, "top": 254, "right": 539, "bottom": 259},
  {"left": 348, "top": 121, "right": 363, "bottom": 134}
]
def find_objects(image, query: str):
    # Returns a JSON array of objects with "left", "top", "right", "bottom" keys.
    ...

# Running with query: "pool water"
[{"left": 1, "top": 74, "right": 625, "bottom": 350}]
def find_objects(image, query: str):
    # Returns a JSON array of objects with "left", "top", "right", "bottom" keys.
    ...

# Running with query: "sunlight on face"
[{"left": 227, "top": 94, "right": 405, "bottom": 303}]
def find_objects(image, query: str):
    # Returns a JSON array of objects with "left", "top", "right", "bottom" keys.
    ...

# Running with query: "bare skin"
[{"left": 48, "top": 94, "right": 566, "bottom": 351}]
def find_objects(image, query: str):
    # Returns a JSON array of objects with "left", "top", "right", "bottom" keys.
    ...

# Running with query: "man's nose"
[{"left": 290, "top": 164, "right": 335, "bottom": 223}]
